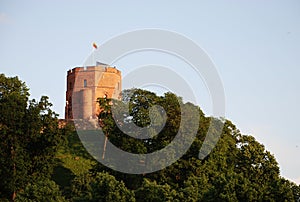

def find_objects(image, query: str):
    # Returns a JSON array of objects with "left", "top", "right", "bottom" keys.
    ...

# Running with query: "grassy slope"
[{"left": 52, "top": 130, "right": 97, "bottom": 197}]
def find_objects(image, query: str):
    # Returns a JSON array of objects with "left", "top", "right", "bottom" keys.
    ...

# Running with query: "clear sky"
[{"left": 0, "top": 0, "right": 299, "bottom": 184}]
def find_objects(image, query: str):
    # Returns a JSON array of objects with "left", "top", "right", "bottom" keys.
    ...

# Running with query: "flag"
[{"left": 93, "top": 42, "right": 98, "bottom": 49}]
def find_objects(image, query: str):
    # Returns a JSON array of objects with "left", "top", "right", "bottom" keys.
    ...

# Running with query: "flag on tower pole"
[{"left": 93, "top": 42, "right": 98, "bottom": 49}]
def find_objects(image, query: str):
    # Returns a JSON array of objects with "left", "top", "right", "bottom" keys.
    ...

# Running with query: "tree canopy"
[
  {"left": 0, "top": 74, "right": 65, "bottom": 201},
  {"left": 93, "top": 88, "right": 299, "bottom": 202}
]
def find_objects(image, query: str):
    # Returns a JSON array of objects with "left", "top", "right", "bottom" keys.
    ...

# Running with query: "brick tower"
[{"left": 65, "top": 62, "right": 121, "bottom": 120}]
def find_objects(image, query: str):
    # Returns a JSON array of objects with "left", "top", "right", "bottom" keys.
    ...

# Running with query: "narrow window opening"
[{"left": 84, "top": 79, "right": 87, "bottom": 87}]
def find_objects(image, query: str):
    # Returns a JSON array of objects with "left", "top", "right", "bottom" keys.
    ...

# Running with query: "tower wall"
[
  {"left": 82, "top": 88, "right": 92, "bottom": 119},
  {"left": 65, "top": 64, "right": 122, "bottom": 120}
]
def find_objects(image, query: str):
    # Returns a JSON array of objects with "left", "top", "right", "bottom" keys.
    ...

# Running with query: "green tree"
[
  {"left": 15, "top": 178, "right": 66, "bottom": 202},
  {"left": 291, "top": 183, "right": 300, "bottom": 202},
  {"left": 71, "top": 172, "right": 135, "bottom": 202},
  {"left": 0, "top": 74, "right": 29, "bottom": 200},
  {"left": 135, "top": 179, "right": 177, "bottom": 202},
  {"left": 179, "top": 174, "right": 213, "bottom": 201},
  {"left": 94, "top": 88, "right": 297, "bottom": 202},
  {"left": 0, "top": 74, "right": 63, "bottom": 201}
]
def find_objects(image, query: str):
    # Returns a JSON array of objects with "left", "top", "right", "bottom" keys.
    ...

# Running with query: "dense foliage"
[
  {"left": 0, "top": 74, "right": 299, "bottom": 201},
  {"left": 0, "top": 74, "right": 65, "bottom": 201},
  {"left": 93, "top": 89, "right": 300, "bottom": 201}
]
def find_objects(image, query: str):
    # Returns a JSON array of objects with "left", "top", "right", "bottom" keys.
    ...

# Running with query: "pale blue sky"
[{"left": 0, "top": 0, "right": 299, "bottom": 183}]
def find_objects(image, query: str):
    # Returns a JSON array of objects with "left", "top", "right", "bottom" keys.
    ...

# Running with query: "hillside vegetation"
[{"left": 0, "top": 74, "right": 299, "bottom": 201}]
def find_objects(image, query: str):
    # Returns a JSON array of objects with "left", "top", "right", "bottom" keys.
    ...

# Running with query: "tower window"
[{"left": 84, "top": 79, "right": 87, "bottom": 87}]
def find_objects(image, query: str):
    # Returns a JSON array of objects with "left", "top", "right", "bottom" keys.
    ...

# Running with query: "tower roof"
[{"left": 96, "top": 61, "right": 109, "bottom": 66}]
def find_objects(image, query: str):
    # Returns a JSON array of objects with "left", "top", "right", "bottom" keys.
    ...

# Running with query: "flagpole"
[
  {"left": 92, "top": 42, "right": 98, "bottom": 66},
  {"left": 92, "top": 49, "right": 95, "bottom": 65}
]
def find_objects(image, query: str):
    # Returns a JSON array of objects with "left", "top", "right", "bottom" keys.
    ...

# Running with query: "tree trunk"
[{"left": 102, "top": 134, "right": 108, "bottom": 159}]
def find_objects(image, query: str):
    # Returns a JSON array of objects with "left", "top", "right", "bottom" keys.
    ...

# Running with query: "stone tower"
[{"left": 65, "top": 63, "right": 121, "bottom": 120}]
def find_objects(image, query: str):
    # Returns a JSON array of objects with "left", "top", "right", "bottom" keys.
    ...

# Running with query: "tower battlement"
[
  {"left": 67, "top": 65, "right": 121, "bottom": 75},
  {"left": 65, "top": 63, "right": 121, "bottom": 120}
]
